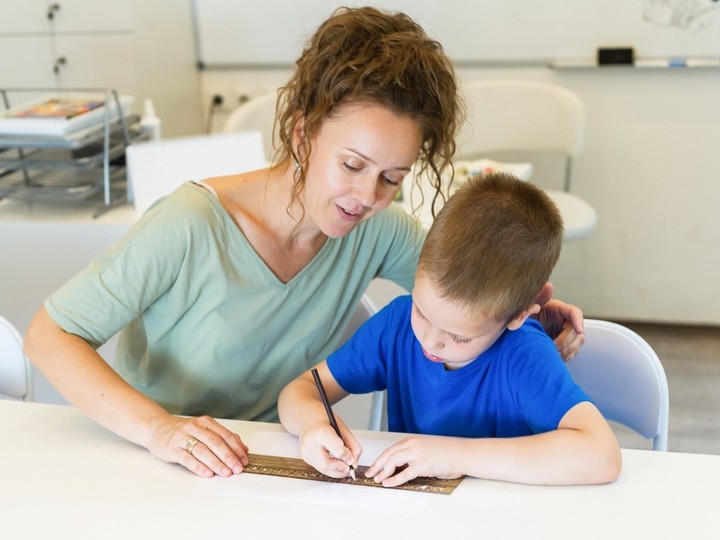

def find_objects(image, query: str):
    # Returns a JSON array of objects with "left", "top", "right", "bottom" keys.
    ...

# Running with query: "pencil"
[{"left": 310, "top": 367, "right": 356, "bottom": 481}]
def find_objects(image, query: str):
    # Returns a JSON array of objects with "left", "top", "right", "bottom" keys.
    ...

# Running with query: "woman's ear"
[
  {"left": 292, "top": 114, "right": 305, "bottom": 155},
  {"left": 506, "top": 303, "right": 542, "bottom": 331}
]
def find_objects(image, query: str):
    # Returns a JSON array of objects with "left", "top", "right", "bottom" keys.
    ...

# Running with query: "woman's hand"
[
  {"left": 365, "top": 435, "right": 462, "bottom": 487},
  {"left": 533, "top": 283, "right": 585, "bottom": 362},
  {"left": 147, "top": 414, "right": 249, "bottom": 478}
]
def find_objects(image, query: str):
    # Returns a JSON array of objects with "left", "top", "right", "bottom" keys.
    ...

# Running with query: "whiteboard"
[{"left": 193, "top": 0, "right": 720, "bottom": 67}]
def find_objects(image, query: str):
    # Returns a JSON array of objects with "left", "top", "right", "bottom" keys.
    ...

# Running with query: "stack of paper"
[{"left": 0, "top": 94, "right": 133, "bottom": 137}]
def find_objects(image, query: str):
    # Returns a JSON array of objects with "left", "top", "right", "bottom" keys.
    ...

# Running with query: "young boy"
[{"left": 278, "top": 172, "right": 621, "bottom": 486}]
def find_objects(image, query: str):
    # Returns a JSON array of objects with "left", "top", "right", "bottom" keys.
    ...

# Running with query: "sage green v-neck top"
[{"left": 45, "top": 182, "right": 425, "bottom": 421}]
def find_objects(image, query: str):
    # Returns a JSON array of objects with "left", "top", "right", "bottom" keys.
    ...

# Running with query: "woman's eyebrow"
[{"left": 343, "top": 147, "right": 413, "bottom": 172}]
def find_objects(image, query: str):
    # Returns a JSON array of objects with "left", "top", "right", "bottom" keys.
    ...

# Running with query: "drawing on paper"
[{"left": 643, "top": 0, "right": 720, "bottom": 32}]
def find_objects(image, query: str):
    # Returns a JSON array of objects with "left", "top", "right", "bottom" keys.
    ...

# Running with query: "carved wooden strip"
[{"left": 244, "top": 453, "right": 463, "bottom": 495}]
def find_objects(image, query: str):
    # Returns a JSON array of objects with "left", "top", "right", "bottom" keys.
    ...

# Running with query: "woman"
[{"left": 24, "top": 6, "right": 584, "bottom": 478}]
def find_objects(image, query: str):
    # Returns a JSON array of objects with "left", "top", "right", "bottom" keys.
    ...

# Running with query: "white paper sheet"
[{"left": 195, "top": 430, "right": 433, "bottom": 516}]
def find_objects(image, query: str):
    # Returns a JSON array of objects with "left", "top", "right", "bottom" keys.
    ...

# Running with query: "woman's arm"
[
  {"left": 278, "top": 362, "right": 360, "bottom": 478},
  {"left": 365, "top": 402, "right": 621, "bottom": 487},
  {"left": 24, "top": 307, "right": 249, "bottom": 478}
]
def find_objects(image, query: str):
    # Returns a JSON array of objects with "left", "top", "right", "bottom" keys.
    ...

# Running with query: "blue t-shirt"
[{"left": 327, "top": 295, "right": 589, "bottom": 437}]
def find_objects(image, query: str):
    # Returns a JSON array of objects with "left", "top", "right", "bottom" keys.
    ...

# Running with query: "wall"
[
  {"left": 130, "top": 0, "right": 204, "bottom": 136},
  {"left": 192, "top": 0, "right": 720, "bottom": 65},
  {"left": 198, "top": 66, "right": 720, "bottom": 327}
]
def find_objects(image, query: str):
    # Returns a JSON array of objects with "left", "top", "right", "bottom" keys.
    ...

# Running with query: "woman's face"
[{"left": 300, "top": 101, "right": 423, "bottom": 238}]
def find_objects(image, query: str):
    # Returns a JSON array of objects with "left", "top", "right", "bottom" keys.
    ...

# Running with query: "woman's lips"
[{"left": 336, "top": 204, "right": 363, "bottom": 222}]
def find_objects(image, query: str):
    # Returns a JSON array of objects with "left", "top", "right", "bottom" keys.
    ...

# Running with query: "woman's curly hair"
[{"left": 274, "top": 6, "right": 464, "bottom": 215}]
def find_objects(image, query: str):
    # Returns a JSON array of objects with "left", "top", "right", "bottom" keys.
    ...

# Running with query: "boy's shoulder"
[
  {"left": 380, "top": 294, "right": 414, "bottom": 322},
  {"left": 494, "top": 318, "right": 559, "bottom": 362}
]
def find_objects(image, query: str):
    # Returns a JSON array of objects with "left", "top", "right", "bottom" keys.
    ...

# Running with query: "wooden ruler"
[{"left": 244, "top": 453, "right": 463, "bottom": 495}]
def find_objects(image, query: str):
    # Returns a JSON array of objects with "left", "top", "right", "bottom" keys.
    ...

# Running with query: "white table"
[
  {"left": 0, "top": 199, "right": 136, "bottom": 401},
  {"left": 2, "top": 401, "right": 719, "bottom": 540},
  {"left": 399, "top": 159, "right": 597, "bottom": 240}
]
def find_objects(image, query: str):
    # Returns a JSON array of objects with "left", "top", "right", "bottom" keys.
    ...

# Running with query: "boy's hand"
[
  {"left": 365, "top": 435, "right": 462, "bottom": 487},
  {"left": 299, "top": 421, "right": 361, "bottom": 479}
]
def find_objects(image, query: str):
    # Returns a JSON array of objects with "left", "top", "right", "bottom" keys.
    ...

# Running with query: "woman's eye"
[
  {"left": 382, "top": 176, "right": 401, "bottom": 187},
  {"left": 343, "top": 162, "right": 362, "bottom": 173}
]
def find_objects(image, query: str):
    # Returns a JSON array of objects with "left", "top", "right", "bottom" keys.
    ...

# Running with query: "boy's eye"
[
  {"left": 413, "top": 304, "right": 426, "bottom": 320},
  {"left": 451, "top": 335, "right": 471, "bottom": 345}
]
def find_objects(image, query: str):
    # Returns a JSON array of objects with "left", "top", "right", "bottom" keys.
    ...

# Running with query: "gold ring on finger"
[{"left": 185, "top": 437, "right": 200, "bottom": 455}]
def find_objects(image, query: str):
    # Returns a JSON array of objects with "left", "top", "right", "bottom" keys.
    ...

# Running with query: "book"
[{"left": 0, "top": 94, "right": 134, "bottom": 137}]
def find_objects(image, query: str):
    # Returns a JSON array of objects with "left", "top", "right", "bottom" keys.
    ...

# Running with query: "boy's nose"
[{"left": 423, "top": 328, "right": 445, "bottom": 352}]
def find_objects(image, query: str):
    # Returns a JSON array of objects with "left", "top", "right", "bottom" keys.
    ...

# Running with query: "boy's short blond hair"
[{"left": 418, "top": 172, "right": 563, "bottom": 322}]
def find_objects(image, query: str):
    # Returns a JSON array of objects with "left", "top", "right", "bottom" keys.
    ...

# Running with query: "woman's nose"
[{"left": 353, "top": 177, "right": 377, "bottom": 208}]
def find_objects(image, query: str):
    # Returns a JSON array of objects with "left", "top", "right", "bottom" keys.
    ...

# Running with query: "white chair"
[
  {"left": 457, "top": 79, "right": 597, "bottom": 240},
  {"left": 0, "top": 315, "right": 32, "bottom": 401},
  {"left": 126, "top": 130, "right": 266, "bottom": 216},
  {"left": 567, "top": 319, "right": 670, "bottom": 451},
  {"left": 332, "top": 294, "right": 386, "bottom": 431},
  {"left": 222, "top": 91, "right": 278, "bottom": 163}
]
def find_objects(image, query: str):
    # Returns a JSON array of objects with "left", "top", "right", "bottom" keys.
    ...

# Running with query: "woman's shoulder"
[{"left": 142, "top": 182, "right": 226, "bottom": 226}]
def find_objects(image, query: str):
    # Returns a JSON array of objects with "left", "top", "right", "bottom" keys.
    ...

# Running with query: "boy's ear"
[{"left": 506, "top": 303, "right": 542, "bottom": 331}]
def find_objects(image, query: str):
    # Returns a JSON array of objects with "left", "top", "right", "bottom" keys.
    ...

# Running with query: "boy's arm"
[
  {"left": 278, "top": 361, "right": 361, "bottom": 478},
  {"left": 366, "top": 402, "right": 621, "bottom": 486}
]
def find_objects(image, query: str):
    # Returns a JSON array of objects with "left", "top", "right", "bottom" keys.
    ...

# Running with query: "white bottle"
[{"left": 140, "top": 98, "right": 162, "bottom": 141}]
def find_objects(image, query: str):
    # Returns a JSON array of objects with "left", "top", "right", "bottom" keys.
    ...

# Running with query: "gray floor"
[{"left": 607, "top": 322, "right": 720, "bottom": 455}]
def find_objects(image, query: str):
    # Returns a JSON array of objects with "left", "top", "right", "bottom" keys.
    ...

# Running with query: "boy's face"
[{"left": 410, "top": 273, "right": 511, "bottom": 370}]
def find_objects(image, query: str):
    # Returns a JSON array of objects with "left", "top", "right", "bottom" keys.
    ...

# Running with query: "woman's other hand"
[{"left": 534, "top": 283, "right": 585, "bottom": 362}]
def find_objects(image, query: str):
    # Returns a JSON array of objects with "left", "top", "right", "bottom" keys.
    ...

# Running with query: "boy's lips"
[{"left": 422, "top": 348, "right": 444, "bottom": 363}]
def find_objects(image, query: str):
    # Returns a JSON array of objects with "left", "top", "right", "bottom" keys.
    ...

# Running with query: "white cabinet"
[
  {"left": 0, "top": 0, "right": 203, "bottom": 136},
  {"left": 0, "top": 37, "right": 55, "bottom": 90},
  {"left": 0, "top": 0, "right": 134, "bottom": 92},
  {"left": 0, "top": 0, "right": 49, "bottom": 33},
  {"left": 52, "top": 34, "right": 138, "bottom": 91},
  {"left": 47, "top": 0, "right": 133, "bottom": 33}
]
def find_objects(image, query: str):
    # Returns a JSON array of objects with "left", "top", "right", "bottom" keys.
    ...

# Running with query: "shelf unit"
[{"left": 0, "top": 88, "right": 146, "bottom": 217}]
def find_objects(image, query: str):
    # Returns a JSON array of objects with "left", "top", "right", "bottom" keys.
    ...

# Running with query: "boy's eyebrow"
[{"left": 413, "top": 300, "right": 473, "bottom": 341}]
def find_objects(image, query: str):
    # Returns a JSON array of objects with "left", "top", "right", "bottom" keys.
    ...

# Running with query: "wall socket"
[{"left": 206, "top": 85, "right": 272, "bottom": 112}]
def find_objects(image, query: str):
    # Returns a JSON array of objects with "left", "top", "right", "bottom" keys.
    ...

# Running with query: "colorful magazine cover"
[
  {"left": 0, "top": 94, "right": 133, "bottom": 137},
  {"left": 12, "top": 98, "right": 105, "bottom": 120}
]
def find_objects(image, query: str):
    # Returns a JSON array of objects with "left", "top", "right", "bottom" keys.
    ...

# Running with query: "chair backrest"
[
  {"left": 457, "top": 79, "right": 585, "bottom": 191},
  {"left": 0, "top": 315, "right": 32, "bottom": 401},
  {"left": 332, "top": 294, "right": 386, "bottom": 431},
  {"left": 338, "top": 294, "right": 378, "bottom": 345},
  {"left": 222, "top": 91, "right": 278, "bottom": 163},
  {"left": 126, "top": 130, "right": 266, "bottom": 216},
  {"left": 567, "top": 319, "right": 670, "bottom": 451},
  {"left": 457, "top": 78, "right": 596, "bottom": 240}
]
